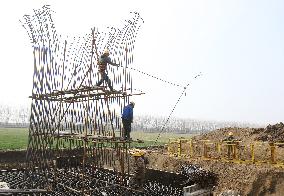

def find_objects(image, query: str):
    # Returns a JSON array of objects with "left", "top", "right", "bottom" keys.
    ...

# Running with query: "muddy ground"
[{"left": 1, "top": 123, "right": 284, "bottom": 195}]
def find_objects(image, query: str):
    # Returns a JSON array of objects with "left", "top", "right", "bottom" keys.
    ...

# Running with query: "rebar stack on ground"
[{"left": 0, "top": 167, "right": 185, "bottom": 195}]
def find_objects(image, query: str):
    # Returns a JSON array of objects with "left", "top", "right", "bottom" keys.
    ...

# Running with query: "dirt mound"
[
  {"left": 192, "top": 127, "right": 258, "bottom": 144},
  {"left": 192, "top": 122, "right": 284, "bottom": 145},
  {"left": 253, "top": 122, "right": 284, "bottom": 142}
]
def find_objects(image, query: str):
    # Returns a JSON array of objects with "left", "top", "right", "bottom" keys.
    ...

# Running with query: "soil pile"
[
  {"left": 254, "top": 122, "right": 284, "bottom": 142},
  {"left": 192, "top": 127, "right": 257, "bottom": 144}
]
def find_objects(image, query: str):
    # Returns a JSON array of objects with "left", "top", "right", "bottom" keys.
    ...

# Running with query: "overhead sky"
[{"left": 0, "top": 0, "right": 283, "bottom": 125}]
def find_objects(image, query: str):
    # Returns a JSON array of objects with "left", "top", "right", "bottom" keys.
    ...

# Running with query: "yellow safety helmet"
[
  {"left": 229, "top": 132, "right": 233, "bottom": 136},
  {"left": 132, "top": 151, "right": 142, "bottom": 157},
  {"left": 131, "top": 149, "right": 145, "bottom": 157},
  {"left": 139, "top": 150, "right": 145, "bottom": 156},
  {"left": 104, "top": 49, "right": 110, "bottom": 54}
]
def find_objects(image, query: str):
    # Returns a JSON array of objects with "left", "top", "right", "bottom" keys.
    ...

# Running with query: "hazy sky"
[{"left": 0, "top": 0, "right": 283, "bottom": 125}]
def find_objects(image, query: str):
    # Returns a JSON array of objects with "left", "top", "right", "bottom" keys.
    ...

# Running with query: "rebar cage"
[{"left": 20, "top": 5, "right": 144, "bottom": 182}]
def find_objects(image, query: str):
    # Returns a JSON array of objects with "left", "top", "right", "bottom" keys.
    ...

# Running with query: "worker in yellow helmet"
[
  {"left": 129, "top": 149, "right": 149, "bottom": 191},
  {"left": 223, "top": 131, "right": 236, "bottom": 159},
  {"left": 96, "top": 49, "right": 119, "bottom": 92}
]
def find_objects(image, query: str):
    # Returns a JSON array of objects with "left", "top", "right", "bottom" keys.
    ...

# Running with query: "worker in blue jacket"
[{"left": 122, "top": 102, "right": 135, "bottom": 140}]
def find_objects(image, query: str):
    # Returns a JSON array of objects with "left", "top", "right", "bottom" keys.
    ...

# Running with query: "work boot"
[
  {"left": 126, "top": 133, "right": 131, "bottom": 140},
  {"left": 111, "top": 89, "right": 121, "bottom": 93}
]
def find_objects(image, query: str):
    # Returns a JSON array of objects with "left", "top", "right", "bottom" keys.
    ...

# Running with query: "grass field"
[
  {"left": 0, "top": 128, "right": 29, "bottom": 150},
  {"left": 0, "top": 128, "right": 194, "bottom": 150}
]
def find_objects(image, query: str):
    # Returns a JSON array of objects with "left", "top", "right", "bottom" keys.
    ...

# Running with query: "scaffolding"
[{"left": 19, "top": 5, "right": 145, "bottom": 193}]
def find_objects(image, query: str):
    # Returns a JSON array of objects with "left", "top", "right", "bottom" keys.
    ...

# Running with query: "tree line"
[
  {"left": 132, "top": 115, "right": 262, "bottom": 134},
  {"left": 0, "top": 105, "right": 262, "bottom": 133},
  {"left": 0, "top": 105, "right": 29, "bottom": 127}
]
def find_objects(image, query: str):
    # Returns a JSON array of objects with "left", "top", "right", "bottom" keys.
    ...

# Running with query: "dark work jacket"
[
  {"left": 134, "top": 157, "right": 146, "bottom": 177},
  {"left": 223, "top": 135, "right": 235, "bottom": 144},
  {"left": 122, "top": 104, "right": 133, "bottom": 121},
  {"left": 98, "top": 54, "right": 116, "bottom": 72}
]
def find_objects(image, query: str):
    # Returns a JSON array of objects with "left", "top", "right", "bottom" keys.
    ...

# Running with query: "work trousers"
[
  {"left": 122, "top": 118, "right": 132, "bottom": 140},
  {"left": 130, "top": 173, "right": 145, "bottom": 190},
  {"left": 96, "top": 71, "right": 113, "bottom": 91}
]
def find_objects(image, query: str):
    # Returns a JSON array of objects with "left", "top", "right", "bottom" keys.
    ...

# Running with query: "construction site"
[{"left": 1, "top": 4, "right": 284, "bottom": 196}]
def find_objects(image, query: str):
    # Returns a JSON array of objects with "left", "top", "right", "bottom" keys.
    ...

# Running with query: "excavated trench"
[
  {"left": 0, "top": 167, "right": 211, "bottom": 195},
  {"left": 0, "top": 153, "right": 217, "bottom": 195}
]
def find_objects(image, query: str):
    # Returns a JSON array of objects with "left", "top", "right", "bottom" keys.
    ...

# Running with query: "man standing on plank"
[
  {"left": 96, "top": 49, "right": 119, "bottom": 92},
  {"left": 122, "top": 101, "right": 135, "bottom": 140}
]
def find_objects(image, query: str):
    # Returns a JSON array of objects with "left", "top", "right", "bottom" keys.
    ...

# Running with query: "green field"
[
  {"left": 0, "top": 128, "right": 194, "bottom": 150},
  {"left": 0, "top": 128, "right": 29, "bottom": 150}
]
